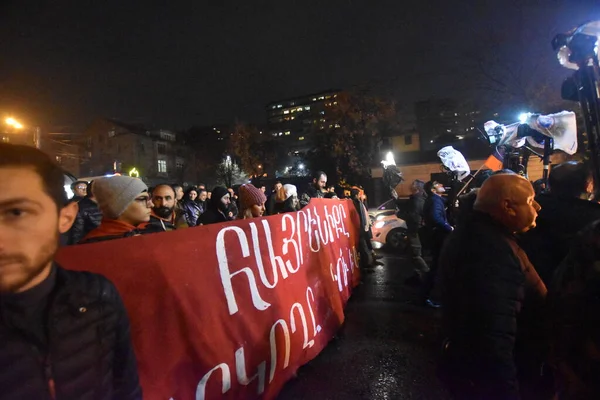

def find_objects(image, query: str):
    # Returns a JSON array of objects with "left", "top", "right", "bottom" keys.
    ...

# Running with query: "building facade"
[
  {"left": 266, "top": 89, "right": 341, "bottom": 173},
  {"left": 415, "top": 99, "right": 481, "bottom": 151},
  {"left": 81, "top": 119, "right": 195, "bottom": 185}
]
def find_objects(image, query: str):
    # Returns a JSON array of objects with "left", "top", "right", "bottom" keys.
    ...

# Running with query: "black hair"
[
  {"left": 312, "top": 171, "right": 327, "bottom": 181},
  {"left": 549, "top": 161, "right": 592, "bottom": 198},
  {"left": 184, "top": 187, "right": 198, "bottom": 200},
  {"left": 0, "top": 143, "right": 67, "bottom": 209},
  {"left": 71, "top": 180, "right": 88, "bottom": 191},
  {"left": 492, "top": 169, "right": 516, "bottom": 175},
  {"left": 411, "top": 179, "right": 425, "bottom": 194},
  {"left": 424, "top": 181, "right": 437, "bottom": 194},
  {"left": 197, "top": 183, "right": 206, "bottom": 188}
]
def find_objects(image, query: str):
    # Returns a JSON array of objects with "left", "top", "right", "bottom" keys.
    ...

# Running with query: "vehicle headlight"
[{"left": 374, "top": 221, "right": 386, "bottom": 229}]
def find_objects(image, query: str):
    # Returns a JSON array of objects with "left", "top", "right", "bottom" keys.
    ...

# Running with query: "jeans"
[
  {"left": 408, "top": 232, "right": 429, "bottom": 276},
  {"left": 421, "top": 228, "right": 449, "bottom": 302}
]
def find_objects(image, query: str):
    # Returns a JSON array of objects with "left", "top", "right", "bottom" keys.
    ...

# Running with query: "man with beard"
[
  {"left": 438, "top": 174, "right": 545, "bottom": 400},
  {"left": 198, "top": 186, "right": 232, "bottom": 225},
  {"left": 143, "top": 184, "right": 188, "bottom": 232},
  {"left": 0, "top": 144, "right": 141, "bottom": 398},
  {"left": 299, "top": 171, "right": 327, "bottom": 208}
]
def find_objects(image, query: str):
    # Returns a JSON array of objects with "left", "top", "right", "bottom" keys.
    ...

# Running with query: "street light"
[{"left": 5, "top": 117, "right": 23, "bottom": 129}]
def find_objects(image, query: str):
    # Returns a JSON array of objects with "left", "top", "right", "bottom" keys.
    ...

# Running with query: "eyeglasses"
[{"left": 76, "top": 186, "right": 87, "bottom": 190}]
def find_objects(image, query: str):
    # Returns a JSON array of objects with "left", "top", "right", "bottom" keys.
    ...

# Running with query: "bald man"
[{"left": 438, "top": 174, "right": 543, "bottom": 399}]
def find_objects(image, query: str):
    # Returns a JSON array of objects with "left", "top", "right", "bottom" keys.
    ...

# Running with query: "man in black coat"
[
  {"left": 68, "top": 180, "right": 102, "bottom": 245},
  {"left": 198, "top": 186, "right": 232, "bottom": 225},
  {"left": 438, "top": 173, "right": 542, "bottom": 400},
  {"left": 0, "top": 144, "right": 141, "bottom": 399}
]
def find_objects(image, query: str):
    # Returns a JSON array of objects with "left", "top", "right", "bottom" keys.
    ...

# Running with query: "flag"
[{"left": 484, "top": 147, "right": 504, "bottom": 171}]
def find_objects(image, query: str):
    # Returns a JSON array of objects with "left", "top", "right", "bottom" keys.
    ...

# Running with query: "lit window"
[
  {"left": 108, "top": 129, "right": 116, "bottom": 137},
  {"left": 158, "top": 160, "right": 167, "bottom": 173},
  {"left": 272, "top": 133, "right": 278, "bottom": 137},
  {"left": 278, "top": 132, "right": 283, "bottom": 136},
  {"left": 333, "top": 102, "right": 337, "bottom": 105},
  {"left": 312, "top": 98, "right": 317, "bottom": 101},
  {"left": 1, "top": 136, "right": 9, "bottom": 143},
  {"left": 304, "top": 106, "right": 310, "bottom": 110},
  {"left": 291, "top": 116, "right": 295, "bottom": 120},
  {"left": 335, "top": 123, "right": 341, "bottom": 128},
  {"left": 320, "top": 111, "right": 325, "bottom": 115},
  {"left": 325, "top": 95, "right": 331, "bottom": 99},
  {"left": 272, "top": 105, "right": 276, "bottom": 109},
  {"left": 283, "top": 110, "right": 289, "bottom": 114},
  {"left": 297, "top": 107, "right": 302, "bottom": 112},
  {"left": 299, "top": 136, "right": 305, "bottom": 141},
  {"left": 334, "top": 94, "right": 338, "bottom": 98},
  {"left": 277, "top": 104, "right": 282, "bottom": 108},
  {"left": 285, "top": 131, "right": 291, "bottom": 135},
  {"left": 319, "top": 96, "right": 324, "bottom": 100},
  {"left": 290, "top": 109, "right": 295, "bottom": 113}
]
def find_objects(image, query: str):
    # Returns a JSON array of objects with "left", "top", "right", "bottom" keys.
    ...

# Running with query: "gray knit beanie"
[{"left": 93, "top": 176, "right": 148, "bottom": 219}]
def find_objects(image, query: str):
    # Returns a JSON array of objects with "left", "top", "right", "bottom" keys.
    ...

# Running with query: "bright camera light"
[{"left": 518, "top": 113, "right": 530, "bottom": 124}]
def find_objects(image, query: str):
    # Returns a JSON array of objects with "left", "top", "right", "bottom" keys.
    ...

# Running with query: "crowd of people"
[
  {"left": 401, "top": 161, "right": 600, "bottom": 399},
  {"left": 4, "top": 141, "right": 600, "bottom": 399}
]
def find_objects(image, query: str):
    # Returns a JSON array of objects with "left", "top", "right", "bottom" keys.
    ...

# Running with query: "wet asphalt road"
[{"left": 278, "top": 249, "right": 451, "bottom": 400}]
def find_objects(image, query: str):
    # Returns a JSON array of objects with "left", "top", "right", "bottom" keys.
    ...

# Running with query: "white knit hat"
[
  {"left": 93, "top": 176, "right": 148, "bottom": 219},
  {"left": 283, "top": 184, "right": 297, "bottom": 199}
]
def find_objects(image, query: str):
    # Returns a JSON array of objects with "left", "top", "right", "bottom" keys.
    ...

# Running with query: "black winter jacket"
[
  {"left": 405, "top": 193, "right": 425, "bottom": 233},
  {"left": 0, "top": 266, "right": 141, "bottom": 399},
  {"left": 440, "top": 212, "right": 525, "bottom": 399},
  {"left": 519, "top": 193, "right": 600, "bottom": 286},
  {"left": 69, "top": 198, "right": 102, "bottom": 245}
]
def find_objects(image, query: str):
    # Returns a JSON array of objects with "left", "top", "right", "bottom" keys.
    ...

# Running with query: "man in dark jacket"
[
  {"left": 405, "top": 180, "right": 429, "bottom": 281},
  {"left": 0, "top": 143, "right": 141, "bottom": 399},
  {"left": 143, "top": 184, "right": 188, "bottom": 232},
  {"left": 421, "top": 180, "right": 453, "bottom": 307},
  {"left": 198, "top": 186, "right": 232, "bottom": 225},
  {"left": 439, "top": 173, "right": 542, "bottom": 400},
  {"left": 68, "top": 180, "right": 102, "bottom": 244},
  {"left": 299, "top": 171, "right": 327, "bottom": 208},
  {"left": 520, "top": 161, "right": 600, "bottom": 286}
]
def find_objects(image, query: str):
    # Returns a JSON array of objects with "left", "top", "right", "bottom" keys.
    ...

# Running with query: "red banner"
[{"left": 56, "top": 198, "right": 361, "bottom": 399}]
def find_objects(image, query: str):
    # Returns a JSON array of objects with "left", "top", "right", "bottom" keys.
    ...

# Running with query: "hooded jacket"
[{"left": 198, "top": 187, "right": 231, "bottom": 225}]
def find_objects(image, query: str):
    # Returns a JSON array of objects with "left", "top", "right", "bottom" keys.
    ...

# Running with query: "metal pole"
[{"left": 542, "top": 138, "right": 552, "bottom": 185}]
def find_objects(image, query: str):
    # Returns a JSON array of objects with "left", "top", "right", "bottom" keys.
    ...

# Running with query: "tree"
[
  {"left": 228, "top": 123, "right": 277, "bottom": 178},
  {"left": 305, "top": 91, "right": 397, "bottom": 186},
  {"left": 215, "top": 155, "right": 248, "bottom": 188}
]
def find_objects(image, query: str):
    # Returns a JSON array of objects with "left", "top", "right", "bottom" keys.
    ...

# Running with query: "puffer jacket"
[
  {"left": 69, "top": 198, "right": 102, "bottom": 245},
  {"left": 182, "top": 200, "right": 202, "bottom": 226},
  {"left": 0, "top": 266, "right": 141, "bottom": 399}
]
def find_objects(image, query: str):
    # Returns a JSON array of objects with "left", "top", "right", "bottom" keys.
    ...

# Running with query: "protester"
[
  {"left": 550, "top": 220, "right": 600, "bottom": 399},
  {"left": 227, "top": 187, "right": 239, "bottom": 219},
  {"left": 172, "top": 184, "right": 185, "bottom": 214},
  {"left": 260, "top": 185, "right": 267, "bottom": 194},
  {"left": 197, "top": 183, "right": 206, "bottom": 191},
  {"left": 266, "top": 181, "right": 283, "bottom": 215},
  {"left": 70, "top": 180, "right": 88, "bottom": 202},
  {"left": 207, "top": 191, "right": 212, "bottom": 200},
  {"left": 81, "top": 176, "right": 153, "bottom": 243},
  {"left": 351, "top": 188, "right": 380, "bottom": 269},
  {"left": 143, "top": 184, "right": 188, "bottom": 232},
  {"left": 421, "top": 180, "right": 452, "bottom": 308},
  {"left": 68, "top": 180, "right": 102, "bottom": 244},
  {"left": 438, "top": 174, "right": 545, "bottom": 399},
  {"left": 197, "top": 186, "right": 232, "bottom": 225},
  {"left": 197, "top": 188, "right": 208, "bottom": 215},
  {"left": 238, "top": 184, "right": 267, "bottom": 219},
  {"left": 404, "top": 180, "right": 430, "bottom": 284},
  {"left": 520, "top": 161, "right": 600, "bottom": 286},
  {"left": 0, "top": 144, "right": 141, "bottom": 398},
  {"left": 181, "top": 187, "right": 202, "bottom": 227},
  {"left": 278, "top": 184, "right": 300, "bottom": 213},
  {"left": 300, "top": 170, "right": 327, "bottom": 207}
]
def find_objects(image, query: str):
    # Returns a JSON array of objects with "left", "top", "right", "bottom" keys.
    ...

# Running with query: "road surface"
[{"left": 278, "top": 249, "right": 451, "bottom": 400}]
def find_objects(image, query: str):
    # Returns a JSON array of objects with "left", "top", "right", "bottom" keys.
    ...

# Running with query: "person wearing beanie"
[
  {"left": 197, "top": 186, "right": 232, "bottom": 225},
  {"left": 238, "top": 184, "right": 267, "bottom": 219},
  {"left": 276, "top": 184, "right": 300, "bottom": 213},
  {"left": 80, "top": 176, "right": 152, "bottom": 243}
]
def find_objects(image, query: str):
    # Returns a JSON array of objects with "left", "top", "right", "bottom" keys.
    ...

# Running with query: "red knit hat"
[{"left": 239, "top": 184, "right": 267, "bottom": 210}]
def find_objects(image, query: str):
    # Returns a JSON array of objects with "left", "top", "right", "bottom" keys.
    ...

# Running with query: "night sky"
[{"left": 0, "top": 0, "right": 598, "bottom": 131}]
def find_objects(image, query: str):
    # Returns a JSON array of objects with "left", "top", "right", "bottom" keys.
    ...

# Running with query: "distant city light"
[{"left": 298, "top": 163, "right": 305, "bottom": 170}]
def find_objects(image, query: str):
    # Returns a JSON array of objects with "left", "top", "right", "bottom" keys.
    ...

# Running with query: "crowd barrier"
[{"left": 56, "top": 198, "right": 361, "bottom": 399}]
